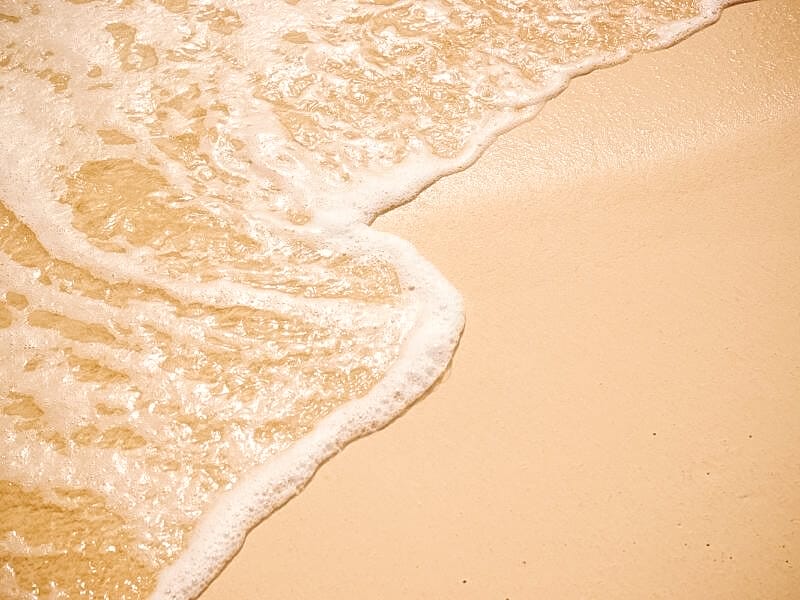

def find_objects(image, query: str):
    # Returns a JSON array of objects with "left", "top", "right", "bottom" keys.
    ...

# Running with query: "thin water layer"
[{"left": 0, "top": 0, "right": 730, "bottom": 598}]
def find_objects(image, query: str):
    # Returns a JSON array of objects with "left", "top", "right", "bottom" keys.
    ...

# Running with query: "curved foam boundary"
[
  {"left": 154, "top": 223, "right": 465, "bottom": 599},
  {"left": 154, "top": 0, "right": 735, "bottom": 597}
]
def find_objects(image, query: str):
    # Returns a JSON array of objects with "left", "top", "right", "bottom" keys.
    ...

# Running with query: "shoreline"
[{"left": 201, "top": 1, "right": 800, "bottom": 598}]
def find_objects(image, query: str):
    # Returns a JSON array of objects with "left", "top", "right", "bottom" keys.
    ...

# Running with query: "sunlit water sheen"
[{"left": 0, "top": 0, "right": 731, "bottom": 597}]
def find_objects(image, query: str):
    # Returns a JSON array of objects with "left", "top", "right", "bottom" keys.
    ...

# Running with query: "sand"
[{"left": 200, "top": 1, "right": 800, "bottom": 598}]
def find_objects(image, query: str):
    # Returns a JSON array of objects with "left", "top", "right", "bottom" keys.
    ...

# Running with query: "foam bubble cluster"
[{"left": 0, "top": 0, "right": 731, "bottom": 598}]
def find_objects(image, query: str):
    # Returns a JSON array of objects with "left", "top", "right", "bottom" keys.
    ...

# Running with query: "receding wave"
[{"left": 0, "top": 0, "right": 733, "bottom": 598}]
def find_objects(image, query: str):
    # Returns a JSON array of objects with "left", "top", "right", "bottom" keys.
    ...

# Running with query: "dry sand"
[{"left": 201, "top": 1, "right": 800, "bottom": 598}]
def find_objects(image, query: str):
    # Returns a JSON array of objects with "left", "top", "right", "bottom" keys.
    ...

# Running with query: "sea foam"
[{"left": 0, "top": 0, "right": 734, "bottom": 598}]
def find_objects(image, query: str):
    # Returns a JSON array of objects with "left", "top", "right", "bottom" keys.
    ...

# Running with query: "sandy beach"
[{"left": 199, "top": 1, "right": 800, "bottom": 597}]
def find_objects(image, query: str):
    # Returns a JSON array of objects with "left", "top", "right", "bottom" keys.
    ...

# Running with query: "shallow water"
[{"left": 0, "top": 0, "right": 730, "bottom": 597}]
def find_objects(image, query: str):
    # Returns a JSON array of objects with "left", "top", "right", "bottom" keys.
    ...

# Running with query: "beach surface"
[{"left": 201, "top": 1, "right": 800, "bottom": 598}]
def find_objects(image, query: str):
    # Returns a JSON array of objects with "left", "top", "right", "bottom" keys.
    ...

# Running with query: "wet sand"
[{"left": 200, "top": 1, "right": 800, "bottom": 598}]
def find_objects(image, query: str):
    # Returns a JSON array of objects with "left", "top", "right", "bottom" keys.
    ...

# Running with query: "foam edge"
[
  {"left": 152, "top": 223, "right": 465, "bottom": 600},
  {"left": 152, "top": 1, "right": 738, "bottom": 596}
]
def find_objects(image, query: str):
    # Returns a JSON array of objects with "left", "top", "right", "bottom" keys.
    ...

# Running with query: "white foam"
[
  {"left": 154, "top": 224, "right": 465, "bottom": 599},
  {"left": 0, "top": 0, "right": 736, "bottom": 597}
]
